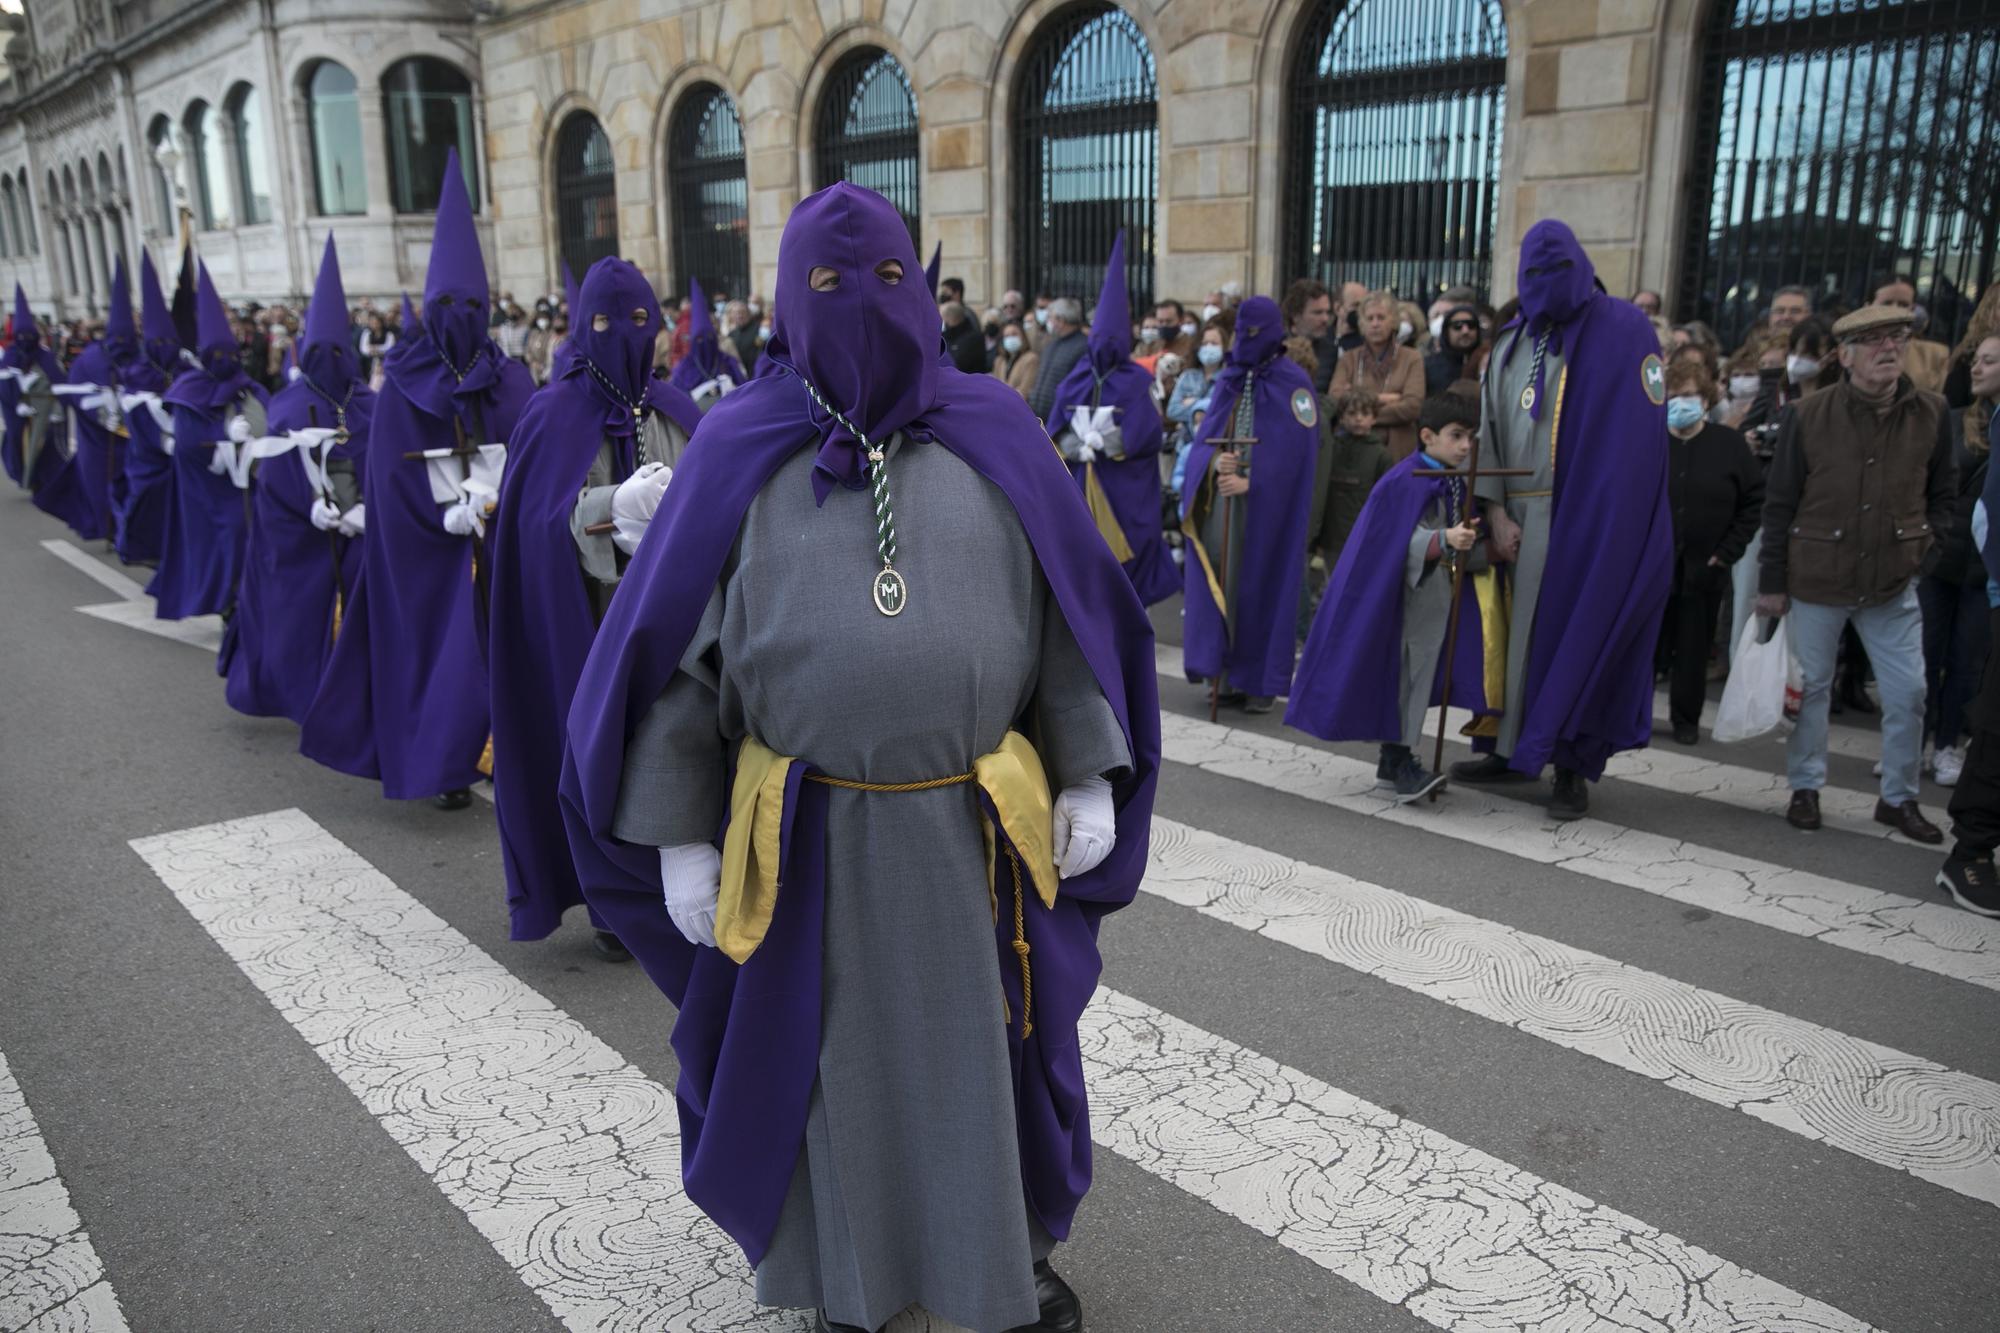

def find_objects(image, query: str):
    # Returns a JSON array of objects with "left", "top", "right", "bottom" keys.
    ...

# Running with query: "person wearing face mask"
[
  {"left": 1328, "top": 291, "right": 1425, "bottom": 460},
  {"left": 667, "top": 276, "right": 746, "bottom": 410},
  {"left": 1654, "top": 361, "right": 1763, "bottom": 745},
  {"left": 152, "top": 265, "right": 269, "bottom": 622},
  {"left": 0, "top": 286, "right": 65, "bottom": 492},
  {"left": 221, "top": 236, "right": 372, "bottom": 726},
  {"left": 1026, "top": 289, "right": 1054, "bottom": 351},
  {"left": 561, "top": 181, "right": 1158, "bottom": 1333},
  {"left": 301, "top": 148, "right": 535, "bottom": 814},
  {"left": 1181, "top": 295, "right": 1320, "bottom": 714},
  {"left": 724, "top": 298, "right": 762, "bottom": 377},
  {"left": 488, "top": 256, "right": 700, "bottom": 964},
  {"left": 1131, "top": 316, "right": 1165, "bottom": 374},
  {"left": 524, "top": 301, "right": 557, "bottom": 384},
  {"left": 1166, "top": 312, "right": 1232, "bottom": 468},
  {"left": 1026, "top": 295, "right": 1087, "bottom": 419},
  {"left": 108, "top": 253, "right": 186, "bottom": 565},
  {"left": 1448, "top": 220, "right": 1673, "bottom": 821},
  {"left": 991, "top": 318, "right": 1038, "bottom": 399}
]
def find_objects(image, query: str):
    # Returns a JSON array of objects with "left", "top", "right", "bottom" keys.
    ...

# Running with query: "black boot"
[
  {"left": 591, "top": 930, "right": 632, "bottom": 962},
  {"left": 1449, "top": 752, "right": 1527, "bottom": 784},
  {"left": 434, "top": 788, "right": 472, "bottom": 811},
  {"left": 1549, "top": 767, "right": 1589, "bottom": 822},
  {"left": 1005, "top": 1259, "right": 1083, "bottom": 1333}
]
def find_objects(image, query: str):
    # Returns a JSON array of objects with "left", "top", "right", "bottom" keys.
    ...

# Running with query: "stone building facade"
[{"left": 3, "top": 0, "right": 1992, "bottom": 345}]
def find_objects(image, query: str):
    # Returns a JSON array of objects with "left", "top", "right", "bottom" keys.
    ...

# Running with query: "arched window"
[
  {"left": 19, "top": 170, "right": 36, "bottom": 252},
  {"left": 1679, "top": 0, "right": 2000, "bottom": 349},
  {"left": 97, "top": 152, "right": 113, "bottom": 200},
  {"left": 555, "top": 111, "right": 618, "bottom": 282},
  {"left": 1010, "top": 5, "right": 1157, "bottom": 309},
  {"left": 813, "top": 47, "right": 920, "bottom": 242},
  {"left": 147, "top": 116, "right": 176, "bottom": 232},
  {"left": 383, "top": 57, "right": 478, "bottom": 214},
  {"left": 0, "top": 179, "right": 16, "bottom": 256},
  {"left": 185, "top": 101, "right": 233, "bottom": 230},
  {"left": 667, "top": 83, "right": 749, "bottom": 299},
  {"left": 226, "top": 85, "right": 273, "bottom": 224},
  {"left": 306, "top": 61, "right": 367, "bottom": 216},
  {"left": 1283, "top": 0, "right": 1505, "bottom": 302}
]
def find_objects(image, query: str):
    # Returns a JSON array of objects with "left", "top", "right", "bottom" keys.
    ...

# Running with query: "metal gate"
[
  {"left": 813, "top": 47, "right": 921, "bottom": 243},
  {"left": 667, "top": 84, "right": 750, "bottom": 300},
  {"left": 1010, "top": 4, "right": 1156, "bottom": 310},
  {"left": 1282, "top": 0, "right": 1506, "bottom": 303},
  {"left": 555, "top": 112, "right": 618, "bottom": 285},
  {"left": 1679, "top": 0, "right": 2000, "bottom": 350}
]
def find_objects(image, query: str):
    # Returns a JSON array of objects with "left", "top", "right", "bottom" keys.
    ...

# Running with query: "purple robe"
[
  {"left": 1286, "top": 452, "right": 1493, "bottom": 741},
  {"left": 112, "top": 253, "right": 183, "bottom": 564},
  {"left": 560, "top": 183, "right": 1160, "bottom": 1268},
  {"left": 1046, "top": 230, "right": 1177, "bottom": 606},
  {"left": 1179, "top": 296, "right": 1318, "bottom": 697},
  {"left": 667, "top": 276, "right": 745, "bottom": 399},
  {"left": 1, "top": 319, "right": 63, "bottom": 489},
  {"left": 37, "top": 339, "right": 119, "bottom": 539}
]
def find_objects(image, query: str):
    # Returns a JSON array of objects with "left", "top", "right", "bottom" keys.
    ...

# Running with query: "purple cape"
[
  {"left": 1047, "top": 231, "right": 1176, "bottom": 606},
  {"left": 35, "top": 346, "right": 106, "bottom": 538},
  {"left": 149, "top": 375, "right": 267, "bottom": 619},
  {"left": 1500, "top": 288, "right": 1672, "bottom": 779},
  {"left": 1286, "top": 453, "right": 1492, "bottom": 741},
  {"left": 560, "top": 367, "right": 1161, "bottom": 1267},
  {"left": 1179, "top": 296, "right": 1317, "bottom": 697},
  {"left": 1, "top": 313, "right": 63, "bottom": 489},
  {"left": 298, "top": 344, "right": 531, "bottom": 797},
  {"left": 221, "top": 378, "right": 371, "bottom": 723},
  {"left": 112, "top": 254, "right": 182, "bottom": 562}
]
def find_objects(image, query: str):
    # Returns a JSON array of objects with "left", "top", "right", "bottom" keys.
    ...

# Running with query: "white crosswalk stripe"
[
  {"left": 1160, "top": 710, "right": 2000, "bottom": 991},
  {"left": 0, "top": 1049, "right": 130, "bottom": 1333},
  {"left": 1144, "top": 818, "right": 2000, "bottom": 1204}
]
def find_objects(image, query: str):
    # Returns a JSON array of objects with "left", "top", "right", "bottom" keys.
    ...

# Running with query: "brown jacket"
[
  {"left": 1758, "top": 376, "right": 1958, "bottom": 607},
  {"left": 1327, "top": 342, "right": 1425, "bottom": 459},
  {"left": 993, "top": 348, "right": 1039, "bottom": 399}
]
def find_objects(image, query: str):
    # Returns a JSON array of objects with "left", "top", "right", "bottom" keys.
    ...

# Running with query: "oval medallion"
[
  {"left": 1519, "top": 385, "right": 1537, "bottom": 413},
  {"left": 872, "top": 566, "right": 908, "bottom": 617}
]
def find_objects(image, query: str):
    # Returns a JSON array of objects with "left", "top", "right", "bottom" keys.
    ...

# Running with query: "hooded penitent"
[
  {"left": 1, "top": 285, "right": 64, "bottom": 488},
  {"left": 489, "top": 255, "right": 700, "bottom": 942},
  {"left": 1045, "top": 231, "right": 1176, "bottom": 605},
  {"left": 1179, "top": 293, "right": 1318, "bottom": 697},
  {"left": 38, "top": 262, "right": 130, "bottom": 538},
  {"left": 151, "top": 263, "right": 266, "bottom": 621},
  {"left": 224, "top": 234, "right": 372, "bottom": 724},
  {"left": 110, "top": 251, "right": 182, "bottom": 563},
  {"left": 1482, "top": 219, "right": 1672, "bottom": 779},
  {"left": 666, "top": 275, "right": 744, "bottom": 400},
  {"left": 300, "top": 148, "right": 534, "bottom": 799},
  {"left": 559, "top": 182, "right": 1160, "bottom": 1276}
]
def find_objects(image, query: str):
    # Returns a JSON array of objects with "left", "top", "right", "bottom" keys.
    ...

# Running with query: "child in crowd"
[
  {"left": 1287, "top": 389, "right": 1493, "bottom": 802},
  {"left": 1308, "top": 387, "right": 1395, "bottom": 605}
]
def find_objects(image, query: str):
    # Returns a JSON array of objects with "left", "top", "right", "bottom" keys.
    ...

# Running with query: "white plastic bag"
[{"left": 1713, "top": 615, "right": 1790, "bottom": 743}]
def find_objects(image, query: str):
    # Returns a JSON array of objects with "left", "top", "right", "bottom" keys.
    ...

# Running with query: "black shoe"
[
  {"left": 1671, "top": 722, "right": 1700, "bottom": 746},
  {"left": 1874, "top": 799, "right": 1943, "bottom": 845},
  {"left": 1549, "top": 767, "right": 1588, "bottom": 821},
  {"left": 1450, "top": 752, "right": 1527, "bottom": 784},
  {"left": 1937, "top": 856, "right": 2000, "bottom": 917},
  {"left": 434, "top": 788, "right": 472, "bottom": 811},
  {"left": 1392, "top": 756, "right": 1446, "bottom": 805},
  {"left": 815, "top": 1314, "right": 872, "bottom": 1333},
  {"left": 1375, "top": 749, "right": 1397, "bottom": 790},
  {"left": 1242, "top": 695, "right": 1276, "bottom": 715},
  {"left": 591, "top": 930, "right": 632, "bottom": 962},
  {"left": 1786, "top": 789, "right": 1821, "bottom": 831},
  {"left": 1004, "top": 1259, "right": 1083, "bottom": 1333}
]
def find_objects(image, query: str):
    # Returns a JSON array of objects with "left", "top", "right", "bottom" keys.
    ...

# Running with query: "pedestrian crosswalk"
[{"left": 12, "top": 533, "right": 1997, "bottom": 1330}]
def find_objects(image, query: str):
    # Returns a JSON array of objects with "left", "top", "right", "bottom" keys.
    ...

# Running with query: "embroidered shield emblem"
[
  {"left": 1291, "top": 387, "right": 1318, "bottom": 427},
  {"left": 1641, "top": 354, "right": 1667, "bottom": 405}
]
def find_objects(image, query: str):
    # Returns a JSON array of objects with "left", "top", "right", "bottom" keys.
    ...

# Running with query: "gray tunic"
[
  {"left": 1188, "top": 388, "right": 1257, "bottom": 692},
  {"left": 613, "top": 434, "right": 1130, "bottom": 1332},
  {"left": 566, "top": 416, "right": 691, "bottom": 621},
  {"left": 1473, "top": 339, "right": 1564, "bottom": 759},
  {"left": 19, "top": 371, "right": 59, "bottom": 480}
]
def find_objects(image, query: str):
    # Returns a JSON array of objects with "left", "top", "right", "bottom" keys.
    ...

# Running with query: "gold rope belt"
[{"left": 725, "top": 734, "right": 1057, "bottom": 1040}]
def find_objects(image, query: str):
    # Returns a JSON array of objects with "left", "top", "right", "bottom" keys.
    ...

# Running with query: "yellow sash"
[{"left": 1083, "top": 462, "right": 1135, "bottom": 563}]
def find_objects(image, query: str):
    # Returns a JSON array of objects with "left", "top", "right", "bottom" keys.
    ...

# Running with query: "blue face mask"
[
  {"left": 1666, "top": 395, "right": 1705, "bottom": 431},
  {"left": 1197, "top": 343, "right": 1224, "bottom": 369}
]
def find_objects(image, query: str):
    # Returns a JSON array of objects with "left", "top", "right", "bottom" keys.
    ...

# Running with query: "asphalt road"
[{"left": 3, "top": 487, "right": 1997, "bottom": 1333}]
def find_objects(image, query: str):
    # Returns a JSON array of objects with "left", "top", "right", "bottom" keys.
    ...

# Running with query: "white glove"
[
  {"left": 227, "top": 414, "right": 253, "bottom": 444},
  {"left": 15, "top": 402, "right": 33, "bottom": 418},
  {"left": 207, "top": 444, "right": 230, "bottom": 475},
  {"left": 660, "top": 842, "right": 722, "bottom": 948},
  {"left": 159, "top": 429, "right": 176, "bottom": 456},
  {"left": 336, "top": 503, "right": 365, "bottom": 538},
  {"left": 309, "top": 498, "right": 341, "bottom": 531},
  {"left": 1051, "top": 776, "right": 1116, "bottom": 879},
  {"left": 441, "top": 502, "right": 478, "bottom": 537},
  {"left": 610, "top": 461, "right": 672, "bottom": 556},
  {"left": 1078, "top": 430, "right": 1102, "bottom": 463}
]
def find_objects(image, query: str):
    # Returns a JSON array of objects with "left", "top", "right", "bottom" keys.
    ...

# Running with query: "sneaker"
[
  {"left": 1936, "top": 856, "right": 2000, "bottom": 918},
  {"left": 1933, "top": 745, "right": 1964, "bottom": 787},
  {"left": 1392, "top": 757, "right": 1446, "bottom": 805}
]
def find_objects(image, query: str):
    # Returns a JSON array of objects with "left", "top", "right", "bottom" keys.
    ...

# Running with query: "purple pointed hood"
[
  {"left": 1228, "top": 295, "right": 1286, "bottom": 372},
  {"left": 1502, "top": 218, "right": 1606, "bottom": 420},
  {"left": 12, "top": 284, "right": 36, "bottom": 349},
  {"left": 924, "top": 241, "right": 941, "bottom": 300},
  {"left": 105, "top": 256, "right": 137, "bottom": 358},
  {"left": 758, "top": 181, "right": 937, "bottom": 501},
  {"left": 139, "top": 251, "right": 181, "bottom": 374},
  {"left": 301, "top": 234, "right": 360, "bottom": 392},
  {"left": 400, "top": 291, "right": 418, "bottom": 334},
  {"left": 562, "top": 255, "right": 663, "bottom": 437},
  {"left": 422, "top": 147, "right": 489, "bottom": 371},
  {"left": 194, "top": 263, "right": 235, "bottom": 372},
  {"left": 1084, "top": 230, "right": 1130, "bottom": 376},
  {"left": 163, "top": 262, "right": 257, "bottom": 411}
]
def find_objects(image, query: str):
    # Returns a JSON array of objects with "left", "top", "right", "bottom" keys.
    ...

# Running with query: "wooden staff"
[
  {"left": 1202, "top": 434, "right": 1258, "bottom": 723},
  {"left": 1427, "top": 453, "right": 1535, "bottom": 800},
  {"left": 307, "top": 404, "right": 345, "bottom": 638}
]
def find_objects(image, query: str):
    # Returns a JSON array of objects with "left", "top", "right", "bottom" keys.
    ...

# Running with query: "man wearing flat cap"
[{"left": 1755, "top": 302, "right": 1960, "bottom": 841}]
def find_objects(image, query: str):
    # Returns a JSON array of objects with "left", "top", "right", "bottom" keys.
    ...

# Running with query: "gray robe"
[
  {"left": 613, "top": 434, "right": 1130, "bottom": 1332},
  {"left": 566, "top": 415, "right": 691, "bottom": 621},
  {"left": 1473, "top": 339, "right": 1564, "bottom": 760}
]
